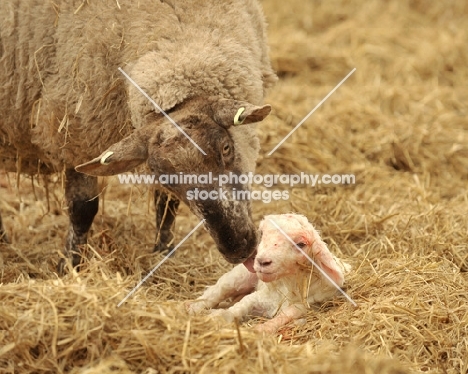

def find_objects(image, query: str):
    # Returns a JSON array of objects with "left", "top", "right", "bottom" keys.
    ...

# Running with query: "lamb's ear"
[
  {"left": 311, "top": 241, "right": 345, "bottom": 287},
  {"left": 210, "top": 98, "right": 271, "bottom": 129},
  {"left": 75, "top": 132, "right": 148, "bottom": 176}
]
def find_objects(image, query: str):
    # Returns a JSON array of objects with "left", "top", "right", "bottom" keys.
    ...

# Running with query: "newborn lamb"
[{"left": 187, "top": 214, "right": 351, "bottom": 333}]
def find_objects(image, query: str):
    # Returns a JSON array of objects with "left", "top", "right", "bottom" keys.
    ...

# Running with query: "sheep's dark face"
[
  {"left": 145, "top": 101, "right": 263, "bottom": 264},
  {"left": 75, "top": 96, "right": 271, "bottom": 268}
]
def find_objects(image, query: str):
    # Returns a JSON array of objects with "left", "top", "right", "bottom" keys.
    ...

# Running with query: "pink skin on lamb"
[{"left": 186, "top": 214, "right": 351, "bottom": 334}]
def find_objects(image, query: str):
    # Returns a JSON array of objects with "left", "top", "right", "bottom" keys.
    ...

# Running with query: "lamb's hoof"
[
  {"left": 185, "top": 300, "right": 208, "bottom": 315},
  {"left": 209, "top": 309, "right": 235, "bottom": 323},
  {"left": 253, "top": 323, "right": 277, "bottom": 335}
]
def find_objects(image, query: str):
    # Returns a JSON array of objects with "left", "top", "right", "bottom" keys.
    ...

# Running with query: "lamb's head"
[
  {"left": 75, "top": 96, "right": 271, "bottom": 266},
  {"left": 254, "top": 214, "right": 345, "bottom": 285}
]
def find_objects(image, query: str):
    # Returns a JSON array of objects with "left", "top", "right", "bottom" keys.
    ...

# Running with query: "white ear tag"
[
  {"left": 233, "top": 107, "right": 246, "bottom": 125},
  {"left": 100, "top": 151, "right": 114, "bottom": 165}
]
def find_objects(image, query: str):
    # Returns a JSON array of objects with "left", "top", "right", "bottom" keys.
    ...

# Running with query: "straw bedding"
[{"left": 1, "top": 0, "right": 467, "bottom": 372}]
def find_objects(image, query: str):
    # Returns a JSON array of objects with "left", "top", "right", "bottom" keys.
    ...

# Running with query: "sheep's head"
[
  {"left": 75, "top": 96, "right": 271, "bottom": 267},
  {"left": 254, "top": 214, "right": 344, "bottom": 285}
]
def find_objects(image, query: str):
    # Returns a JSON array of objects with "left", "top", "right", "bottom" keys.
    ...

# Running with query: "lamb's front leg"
[
  {"left": 254, "top": 303, "right": 307, "bottom": 334},
  {"left": 210, "top": 290, "right": 264, "bottom": 323},
  {"left": 187, "top": 264, "right": 257, "bottom": 315}
]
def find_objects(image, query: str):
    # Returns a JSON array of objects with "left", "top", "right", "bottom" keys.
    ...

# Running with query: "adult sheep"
[{"left": 0, "top": 0, "right": 276, "bottom": 271}]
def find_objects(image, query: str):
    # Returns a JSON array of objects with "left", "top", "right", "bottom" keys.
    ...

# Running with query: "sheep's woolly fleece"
[
  {"left": 0, "top": 0, "right": 275, "bottom": 172},
  {"left": 1, "top": 0, "right": 468, "bottom": 373}
]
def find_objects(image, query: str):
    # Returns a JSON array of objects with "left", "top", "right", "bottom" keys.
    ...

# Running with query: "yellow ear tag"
[
  {"left": 100, "top": 151, "right": 114, "bottom": 165},
  {"left": 233, "top": 107, "right": 246, "bottom": 125}
]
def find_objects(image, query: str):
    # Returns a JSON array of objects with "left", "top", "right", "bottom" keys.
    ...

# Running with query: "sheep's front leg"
[
  {"left": 154, "top": 189, "right": 179, "bottom": 252},
  {"left": 59, "top": 169, "right": 99, "bottom": 273},
  {"left": 254, "top": 304, "right": 307, "bottom": 334},
  {"left": 187, "top": 264, "right": 257, "bottom": 315},
  {"left": 0, "top": 211, "right": 9, "bottom": 243}
]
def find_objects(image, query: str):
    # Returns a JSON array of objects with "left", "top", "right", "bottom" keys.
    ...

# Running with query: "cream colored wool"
[{"left": 0, "top": 0, "right": 276, "bottom": 174}]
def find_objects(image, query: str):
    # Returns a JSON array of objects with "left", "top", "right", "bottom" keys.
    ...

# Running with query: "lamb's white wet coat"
[{"left": 187, "top": 214, "right": 351, "bottom": 333}]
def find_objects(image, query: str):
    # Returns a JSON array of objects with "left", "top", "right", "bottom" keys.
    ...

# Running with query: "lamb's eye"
[
  {"left": 222, "top": 143, "right": 230, "bottom": 155},
  {"left": 295, "top": 242, "right": 307, "bottom": 249}
]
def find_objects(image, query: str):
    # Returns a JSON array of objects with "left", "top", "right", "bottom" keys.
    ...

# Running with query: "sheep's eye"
[
  {"left": 222, "top": 143, "right": 230, "bottom": 155},
  {"left": 295, "top": 242, "right": 307, "bottom": 249}
]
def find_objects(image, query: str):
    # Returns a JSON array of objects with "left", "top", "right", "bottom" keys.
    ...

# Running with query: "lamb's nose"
[{"left": 256, "top": 257, "right": 272, "bottom": 267}]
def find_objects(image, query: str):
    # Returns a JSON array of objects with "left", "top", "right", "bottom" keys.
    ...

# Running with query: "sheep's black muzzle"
[{"left": 195, "top": 198, "right": 258, "bottom": 267}]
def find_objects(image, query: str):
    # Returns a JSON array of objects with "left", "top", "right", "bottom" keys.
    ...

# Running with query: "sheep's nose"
[{"left": 256, "top": 257, "right": 272, "bottom": 267}]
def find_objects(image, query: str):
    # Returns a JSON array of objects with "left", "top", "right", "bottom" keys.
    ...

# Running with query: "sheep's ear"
[
  {"left": 210, "top": 98, "right": 271, "bottom": 129},
  {"left": 312, "top": 241, "right": 345, "bottom": 287},
  {"left": 75, "top": 132, "right": 148, "bottom": 176}
]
